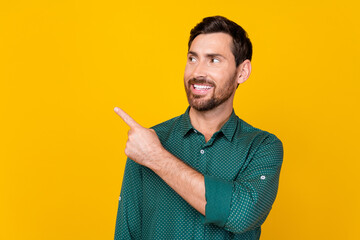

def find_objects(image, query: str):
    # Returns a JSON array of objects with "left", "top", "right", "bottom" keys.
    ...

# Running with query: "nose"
[{"left": 192, "top": 60, "right": 208, "bottom": 78}]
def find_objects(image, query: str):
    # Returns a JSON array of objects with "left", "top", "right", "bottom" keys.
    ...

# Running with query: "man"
[{"left": 114, "top": 16, "right": 283, "bottom": 239}]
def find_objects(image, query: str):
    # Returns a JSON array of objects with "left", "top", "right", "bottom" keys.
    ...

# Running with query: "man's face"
[{"left": 184, "top": 33, "right": 239, "bottom": 111}]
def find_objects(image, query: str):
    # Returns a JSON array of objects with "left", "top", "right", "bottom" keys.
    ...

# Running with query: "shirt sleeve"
[
  {"left": 204, "top": 134, "right": 283, "bottom": 234},
  {"left": 114, "top": 158, "right": 143, "bottom": 240}
]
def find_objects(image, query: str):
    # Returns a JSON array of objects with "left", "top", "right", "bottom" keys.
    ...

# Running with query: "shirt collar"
[
  {"left": 181, "top": 107, "right": 238, "bottom": 142},
  {"left": 219, "top": 109, "right": 238, "bottom": 142},
  {"left": 181, "top": 106, "right": 194, "bottom": 137}
]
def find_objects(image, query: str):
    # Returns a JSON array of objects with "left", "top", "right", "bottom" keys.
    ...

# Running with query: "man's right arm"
[{"left": 114, "top": 159, "right": 142, "bottom": 240}]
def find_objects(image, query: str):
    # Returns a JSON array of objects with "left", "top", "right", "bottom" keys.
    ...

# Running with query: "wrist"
[{"left": 146, "top": 146, "right": 170, "bottom": 171}]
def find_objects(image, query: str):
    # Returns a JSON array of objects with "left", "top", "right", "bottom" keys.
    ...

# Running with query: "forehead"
[{"left": 189, "top": 33, "right": 233, "bottom": 55}]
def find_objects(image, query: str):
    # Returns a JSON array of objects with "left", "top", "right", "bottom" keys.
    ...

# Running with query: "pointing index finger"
[{"left": 114, "top": 107, "right": 140, "bottom": 128}]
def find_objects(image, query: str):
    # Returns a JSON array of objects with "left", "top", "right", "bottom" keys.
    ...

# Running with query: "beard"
[{"left": 185, "top": 75, "right": 237, "bottom": 111}]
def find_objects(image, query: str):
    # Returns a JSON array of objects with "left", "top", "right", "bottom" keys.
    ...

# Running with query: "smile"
[
  {"left": 191, "top": 84, "right": 214, "bottom": 95},
  {"left": 193, "top": 84, "right": 213, "bottom": 90}
]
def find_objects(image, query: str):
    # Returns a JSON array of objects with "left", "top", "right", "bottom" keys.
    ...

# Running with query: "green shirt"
[{"left": 115, "top": 107, "right": 283, "bottom": 240}]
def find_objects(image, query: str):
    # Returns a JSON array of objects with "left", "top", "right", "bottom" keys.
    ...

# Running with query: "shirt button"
[
  {"left": 260, "top": 176, "right": 266, "bottom": 180},
  {"left": 194, "top": 129, "right": 197, "bottom": 133},
  {"left": 200, "top": 149, "right": 205, "bottom": 154}
]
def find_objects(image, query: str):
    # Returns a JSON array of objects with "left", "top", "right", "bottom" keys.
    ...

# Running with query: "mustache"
[{"left": 188, "top": 77, "right": 215, "bottom": 87}]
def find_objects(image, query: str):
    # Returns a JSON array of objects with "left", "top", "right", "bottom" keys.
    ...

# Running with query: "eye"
[
  {"left": 188, "top": 56, "right": 196, "bottom": 62},
  {"left": 211, "top": 58, "right": 220, "bottom": 63}
]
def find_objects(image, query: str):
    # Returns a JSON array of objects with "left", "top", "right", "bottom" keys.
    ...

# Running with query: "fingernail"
[{"left": 114, "top": 107, "right": 119, "bottom": 112}]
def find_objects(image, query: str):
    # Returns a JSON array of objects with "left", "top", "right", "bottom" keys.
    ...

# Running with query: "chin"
[{"left": 189, "top": 98, "right": 217, "bottom": 111}]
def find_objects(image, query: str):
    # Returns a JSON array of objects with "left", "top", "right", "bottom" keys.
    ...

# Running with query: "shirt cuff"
[{"left": 204, "top": 175, "right": 233, "bottom": 227}]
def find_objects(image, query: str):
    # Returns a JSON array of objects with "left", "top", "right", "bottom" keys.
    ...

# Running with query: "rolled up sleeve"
[{"left": 204, "top": 135, "right": 283, "bottom": 234}]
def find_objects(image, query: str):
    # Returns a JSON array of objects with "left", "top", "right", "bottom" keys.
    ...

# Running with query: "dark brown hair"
[{"left": 188, "top": 16, "right": 252, "bottom": 66}]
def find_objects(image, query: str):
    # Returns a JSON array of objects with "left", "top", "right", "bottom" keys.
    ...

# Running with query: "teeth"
[{"left": 194, "top": 84, "right": 212, "bottom": 90}]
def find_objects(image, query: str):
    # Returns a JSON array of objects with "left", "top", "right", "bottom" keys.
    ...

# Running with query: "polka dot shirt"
[{"left": 115, "top": 107, "right": 283, "bottom": 240}]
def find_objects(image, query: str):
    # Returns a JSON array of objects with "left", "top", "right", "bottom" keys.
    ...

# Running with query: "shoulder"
[
  {"left": 150, "top": 112, "right": 185, "bottom": 140},
  {"left": 235, "top": 116, "right": 282, "bottom": 149},
  {"left": 234, "top": 117, "right": 283, "bottom": 166},
  {"left": 151, "top": 114, "right": 181, "bottom": 131}
]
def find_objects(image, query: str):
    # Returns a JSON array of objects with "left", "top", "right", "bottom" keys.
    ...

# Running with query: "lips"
[
  {"left": 191, "top": 83, "right": 214, "bottom": 95},
  {"left": 187, "top": 78, "right": 215, "bottom": 95}
]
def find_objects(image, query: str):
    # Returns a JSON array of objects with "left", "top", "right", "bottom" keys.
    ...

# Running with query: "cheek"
[
  {"left": 184, "top": 64, "right": 193, "bottom": 79},
  {"left": 212, "top": 70, "right": 230, "bottom": 82},
  {"left": 216, "top": 65, "right": 237, "bottom": 81}
]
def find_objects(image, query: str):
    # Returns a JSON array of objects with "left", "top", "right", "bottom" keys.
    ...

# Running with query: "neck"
[{"left": 189, "top": 103, "right": 233, "bottom": 142}]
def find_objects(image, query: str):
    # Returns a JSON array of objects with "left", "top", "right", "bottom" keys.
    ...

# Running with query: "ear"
[{"left": 236, "top": 60, "right": 252, "bottom": 84}]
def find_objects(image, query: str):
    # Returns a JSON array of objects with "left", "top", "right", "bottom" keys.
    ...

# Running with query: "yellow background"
[{"left": 1, "top": 0, "right": 359, "bottom": 239}]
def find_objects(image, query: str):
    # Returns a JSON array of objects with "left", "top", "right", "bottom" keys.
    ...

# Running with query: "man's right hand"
[{"left": 114, "top": 107, "right": 166, "bottom": 168}]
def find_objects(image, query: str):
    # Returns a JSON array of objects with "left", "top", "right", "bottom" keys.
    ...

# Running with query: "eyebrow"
[{"left": 188, "top": 51, "right": 226, "bottom": 59}]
